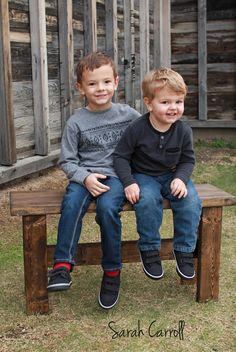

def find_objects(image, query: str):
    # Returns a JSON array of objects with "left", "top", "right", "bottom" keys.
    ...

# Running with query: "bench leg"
[
  {"left": 23, "top": 215, "right": 49, "bottom": 314},
  {"left": 196, "top": 207, "right": 222, "bottom": 302}
]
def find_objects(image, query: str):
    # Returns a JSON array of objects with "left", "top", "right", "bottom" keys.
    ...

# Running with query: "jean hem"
[
  {"left": 138, "top": 245, "right": 160, "bottom": 251},
  {"left": 102, "top": 265, "right": 122, "bottom": 272},
  {"left": 173, "top": 246, "right": 196, "bottom": 253},
  {"left": 54, "top": 259, "right": 75, "bottom": 265}
]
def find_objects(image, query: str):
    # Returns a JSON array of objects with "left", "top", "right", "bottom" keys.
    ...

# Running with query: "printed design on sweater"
[{"left": 79, "top": 121, "right": 132, "bottom": 151}]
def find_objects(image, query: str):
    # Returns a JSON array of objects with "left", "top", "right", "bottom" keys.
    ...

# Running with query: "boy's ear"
[
  {"left": 75, "top": 82, "right": 85, "bottom": 95},
  {"left": 114, "top": 75, "right": 119, "bottom": 90},
  {"left": 143, "top": 97, "right": 152, "bottom": 112}
]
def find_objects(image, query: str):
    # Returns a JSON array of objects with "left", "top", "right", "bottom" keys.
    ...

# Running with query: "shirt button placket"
[{"left": 159, "top": 135, "right": 164, "bottom": 149}]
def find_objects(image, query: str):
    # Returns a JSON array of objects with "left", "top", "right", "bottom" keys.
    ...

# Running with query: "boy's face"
[
  {"left": 77, "top": 64, "right": 119, "bottom": 111},
  {"left": 144, "top": 86, "right": 185, "bottom": 131}
]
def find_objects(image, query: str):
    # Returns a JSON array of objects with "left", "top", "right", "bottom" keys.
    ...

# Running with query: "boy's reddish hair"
[
  {"left": 142, "top": 67, "right": 187, "bottom": 100},
  {"left": 76, "top": 51, "right": 118, "bottom": 83}
]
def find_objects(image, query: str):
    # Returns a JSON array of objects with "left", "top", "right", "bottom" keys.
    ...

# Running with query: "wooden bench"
[{"left": 10, "top": 184, "right": 236, "bottom": 315}]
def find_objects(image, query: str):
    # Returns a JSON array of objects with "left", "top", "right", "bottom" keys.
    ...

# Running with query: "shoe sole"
[
  {"left": 139, "top": 251, "right": 164, "bottom": 280},
  {"left": 98, "top": 292, "right": 120, "bottom": 309},
  {"left": 173, "top": 250, "right": 195, "bottom": 280},
  {"left": 47, "top": 282, "right": 72, "bottom": 292}
]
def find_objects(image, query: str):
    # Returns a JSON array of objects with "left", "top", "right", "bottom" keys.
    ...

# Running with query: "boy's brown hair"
[
  {"left": 76, "top": 51, "right": 118, "bottom": 83},
  {"left": 142, "top": 67, "right": 187, "bottom": 100}
]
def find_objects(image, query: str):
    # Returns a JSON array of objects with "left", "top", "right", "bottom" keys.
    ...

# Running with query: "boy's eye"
[{"left": 105, "top": 80, "right": 111, "bottom": 84}]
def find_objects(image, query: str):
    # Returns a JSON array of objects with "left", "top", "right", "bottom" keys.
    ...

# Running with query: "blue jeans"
[
  {"left": 54, "top": 177, "right": 125, "bottom": 271},
  {"left": 133, "top": 173, "right": 202, "bottom": 253}
]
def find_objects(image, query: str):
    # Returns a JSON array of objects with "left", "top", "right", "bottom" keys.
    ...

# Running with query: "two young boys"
[{"left": 48, "top": 52, "right": 201, "bottom": 309}]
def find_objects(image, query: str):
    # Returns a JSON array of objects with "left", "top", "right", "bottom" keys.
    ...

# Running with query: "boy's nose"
[
  {"left": 97, "top": 82, "right": 105, "bottom": 90},
  {"left": 169, "top": 103, "right": 176, "bottom": 109}
]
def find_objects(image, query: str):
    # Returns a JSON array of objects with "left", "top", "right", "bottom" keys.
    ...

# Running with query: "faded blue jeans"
[
  {"left": 133, "top": 173, "right": 202, "bottom": 253},
  {"left": 54, "top": 177, "right": 125, "bottom": 271}
]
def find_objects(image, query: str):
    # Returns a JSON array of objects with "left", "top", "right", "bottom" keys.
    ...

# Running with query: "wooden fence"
[{"left": 0, "top": 0, "right": 235, "bottom": 184}]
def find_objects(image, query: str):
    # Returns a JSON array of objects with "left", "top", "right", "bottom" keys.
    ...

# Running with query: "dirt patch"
[
  {"left": 0, "top": 168, "right": 67, "bottom": 232},
  {"left": 195, "top": 147, "right": 236, "bottom": 165}
]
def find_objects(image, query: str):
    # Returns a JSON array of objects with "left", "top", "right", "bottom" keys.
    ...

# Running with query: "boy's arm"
[
  {"left": 59, "top": 125, "right": 110, "bottom": 195},
  {"left": 113, "top": 125, "right": 141, "bottom": 204},
  {"left": 113, "top": 126, "right": 137, "bottom": 188},
  {"left": 173, "top": 127, "right": 195, "bottom": 184},
  {"left": 59, "top": 124, "right": 110, "bottom": 195},
  {"left": 58, "top": 124, "right": 91, "bottom": 184},
  {"left": 170, "top": 127, "right": 195, "bottom": 198}
]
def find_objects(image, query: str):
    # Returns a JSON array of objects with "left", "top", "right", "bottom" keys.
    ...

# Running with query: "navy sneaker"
[
  {"left": 98, "top": 273, "right": 120, "bottom": 309},
  {"left": 47, "top": 267, "right": 72, "bottom": 291},
  {"left": 173, "top": 250, "right": 195, "bottom": 279},
  {"left": 139, "top": 249, "right": 164, "bottom": 280}
]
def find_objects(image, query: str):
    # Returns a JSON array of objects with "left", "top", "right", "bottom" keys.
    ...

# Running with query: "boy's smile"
[
  {"left": 144, "top": 86, "right": 185, "bottom": 132},
  {"left": 77, "top": 64, "right": 119, "bottom": 111}
]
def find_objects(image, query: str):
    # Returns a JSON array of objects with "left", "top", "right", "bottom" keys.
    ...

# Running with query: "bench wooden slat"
[
  {"left": 46, "top": 238, "right": 190, "bottom": 266},
  {"left": 9, "top": 183, "right": 236, "bottom": 216}
]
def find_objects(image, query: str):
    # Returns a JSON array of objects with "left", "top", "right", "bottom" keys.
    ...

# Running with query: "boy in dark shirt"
[{"left": 113, "top": 68, "right": 202, "bottom": 280}]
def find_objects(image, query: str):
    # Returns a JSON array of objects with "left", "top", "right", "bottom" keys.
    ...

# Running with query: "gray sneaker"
[
  {"left": 98, "top": 273, "right": 120, "bottom": 309},
  {"left": 47, "top": 267, "right": 72, "bottom": 291},
  {"left": 139, "top": 249, "right": 164, "bottom": 280},
  {"left": 173, "top": 250, "right": 195, "bottom": 279}
]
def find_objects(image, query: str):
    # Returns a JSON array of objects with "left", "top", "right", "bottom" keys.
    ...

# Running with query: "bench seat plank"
[{"left": 9, "top": 183, "right": 236, "bottom": 216}]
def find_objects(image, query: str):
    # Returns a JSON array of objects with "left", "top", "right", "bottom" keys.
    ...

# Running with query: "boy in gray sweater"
[{"left": 47, "top": 52, "right": 140, "bottom": 309}]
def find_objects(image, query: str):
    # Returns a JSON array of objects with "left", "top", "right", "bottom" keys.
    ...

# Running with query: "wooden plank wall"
[
  {"left": 198, "top": 0, "right": 207, "bottom": 121},
  {"left": 29, "top": 0, "right": 49, "bottom": 156},
  {"left": 171, "top": 0, "right": 236, "bottom": 125},
  {"left": 0, "top": 0, "right": 16, "bottom": 165},
  {"left": 58, "top": 0, "right": 73, "bottom": 131},
  {"left": 0, "top": 0, "right": 235, "bottom": 181}
]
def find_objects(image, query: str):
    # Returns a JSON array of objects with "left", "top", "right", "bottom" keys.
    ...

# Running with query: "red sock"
[
  {"left": 54, "top": 262, "right": 71, "bottom": 271},
  {"left": 105, "top": 270, "right": 120, "bottom": 277}
]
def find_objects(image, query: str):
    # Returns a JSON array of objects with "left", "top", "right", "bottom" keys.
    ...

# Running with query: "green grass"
[
  {"left": 194, "top": 138, "right": 236, "bottom": 149},
  {"left": 193, "top": 164, "right": 236, "bottom": 194},
  {"left": 0, "top": 147, "right": 236, "bottom": 352}
]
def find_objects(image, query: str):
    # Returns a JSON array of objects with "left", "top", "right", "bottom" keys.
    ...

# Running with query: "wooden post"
[
  {"left": 58, "top": 0, "right": 74, "bottom": 131},
  {"left": 139, "top": 0, "right": 149, "bottom": 113},
  {"left": 124, "top": 0, "right": 136, "bottom": 107},
  {"left": 23, "top": 215, "right": 49, "bottom": 314},
  {"left": 196, "top": 207, "right": 222, "bottom": 302},
  {"left": 29, "top": 0, "right": 50, "bottom": 155},
  {"left": 153, "top": 0, "right": 171, "bottom": 68},
  {"left": 198, "top": 0, "right": 207, "bottom": 120},
  {"left": 0, "top": 0, "right": 17, "bottom": 165},
  {"left": 105, "top": 0, "right": 118, "bottom": 65},
  {"left": 105, "top": 0, "right": 118, "bottom": 102},
  {"left": 84, "top": 0, "right": 97, "bottom": 54}
]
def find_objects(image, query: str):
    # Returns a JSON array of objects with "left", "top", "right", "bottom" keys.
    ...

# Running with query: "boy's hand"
[
  {"left": 84, "top": 174, "right": 110, "bottom": 197},
  {"left": 124, "top": 183, "right": 140, "bottom": 204},
  {"left": 170, "top": 178, "right": 188, "bottom": 198}
]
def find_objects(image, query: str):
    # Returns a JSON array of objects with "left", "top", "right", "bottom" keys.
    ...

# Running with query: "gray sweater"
[
  {"left": 59, "top": 103, "right": 140, "bottom": 184},
  {"left": 113, "top": 113, "right": 195, "bottom": 187}
]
